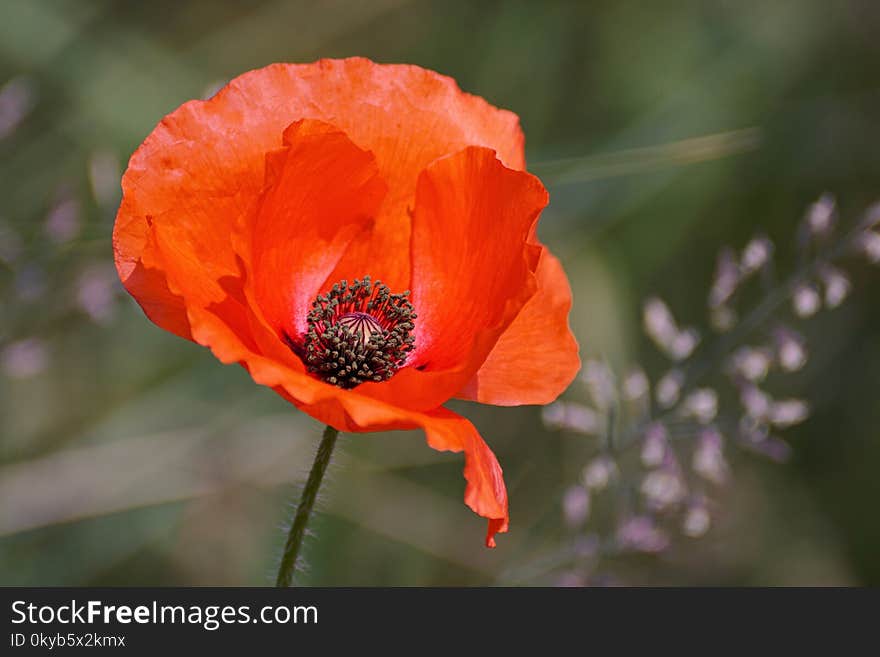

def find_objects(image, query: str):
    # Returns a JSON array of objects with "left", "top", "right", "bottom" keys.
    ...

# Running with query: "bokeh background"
[{"left": 1, "top": 0, "right": 879, "bottom": 586}]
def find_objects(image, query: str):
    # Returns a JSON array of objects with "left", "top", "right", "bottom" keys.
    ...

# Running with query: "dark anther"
[{"left": 300, "top": 276, "right": 416, "bottom": 389}]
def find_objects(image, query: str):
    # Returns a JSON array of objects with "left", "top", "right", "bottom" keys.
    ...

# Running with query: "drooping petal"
[
  {"left": 283, "top": 394, "right": 509, "bottom": 548},
  {"left": 418, "top": 407, "right": 509, "bottom": 547},
  {"left": 458, "top": 248, "right": 580, "bottom": 405}
]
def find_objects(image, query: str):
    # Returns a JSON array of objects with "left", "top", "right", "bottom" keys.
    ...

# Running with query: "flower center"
[{"left": 301, "top": 276, "right": 416, "bottom": 389}]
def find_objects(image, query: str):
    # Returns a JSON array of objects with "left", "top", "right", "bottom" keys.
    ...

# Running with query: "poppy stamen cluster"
[{"left": 298, "top": 276, "right": 416, "bottom": 388}]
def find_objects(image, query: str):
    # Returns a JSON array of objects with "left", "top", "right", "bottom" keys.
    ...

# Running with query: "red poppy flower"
[{"left": 113, "top": 58, "right": 579, "bottom": 547}]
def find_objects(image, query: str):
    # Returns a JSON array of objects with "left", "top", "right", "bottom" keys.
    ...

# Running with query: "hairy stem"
[{"left": 276, "top": 425, "right": 340, "bottom": 587}]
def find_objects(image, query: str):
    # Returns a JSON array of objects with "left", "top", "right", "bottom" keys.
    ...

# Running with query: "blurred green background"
[{"left": 1, "top": 0, "right": 879, "bottom": 586}]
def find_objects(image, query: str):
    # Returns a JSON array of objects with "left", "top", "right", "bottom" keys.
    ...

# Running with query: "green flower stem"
[{"left": 275, "top": 425, "right": 340, "bottom": 587}]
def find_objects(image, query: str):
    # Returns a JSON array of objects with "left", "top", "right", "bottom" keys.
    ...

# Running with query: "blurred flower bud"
[
  {"left": 616, "top": 516, "right": 670, "bottom": 553},
  {"left": 681, "top": 388, "right": 718, "bottom": 424},
  {"left": 582, "top": 360, "right": 616, "bottom": 411},
  {"left": 740, "top": 235, "right": 774, "bottom": 275},
  {"left": 656, "top": 369, "right": 684, "bottom": 409},
  {"left": 643, "top": 297, "right": 677, "bottom": 349},
  {"left": 792, "top": 283, "right": 821, "bottom": 318},
  {"left": 77, "top": 263, "right": 118, "bottom": 324},
  {"left": 1, "top": 338, "right": 49, "bottom": 379},
  {"left": 804, "top": 193, "right": 836, "bottom": 238},
  {"left": 582, "top": 455, "right": 619, "bottom": 492},
  {"left": 44, "top": 193, "right": 81, "bottom": 244},
  {"left": 640, "top": 422, "right": 668, "bottom": 468},
  {"left": 774, "top": 327, "right": 808, "bottom": 372},
  {"left": 709, "top": 248, "right": 739, "bottom": 307},
  {"left": 770, "top": 399, "right": 810, "bottom": 428},
  {"left": 819, "top": 266, "right": 850, "bottom": 309},
  {"left": 0, "top": 76, "right": 36, "bottom": 139},
  {"left": 858, "top": 231, "right": 880, "bottom": 264},
  {"left": 740, "top": 432, "right": 792, "bottom": 463},
  {"left": 623, "top": 367, "right": 649, "bottom": 401},
  {"left": 670, "top": 327, "right": 700, "bottom": 361},
  {"left": 682, "top": 502, "right": 711, "bottom": 538},
  {"left": 693, "top": 427, "right": 728, "bottom": 485},
  {"left": 562, "top": 485, "right": 591, "bottom": 528},
  {"left": 641, "top": 464, "right": 687, "bottom": 511},
  {"left": 541, "top": 402, "right": 566, "bottom": 428},
  {"left": 761, "top": 438, "right": 793, "bottom": 462},
  {"left": 862, "top": 202, "right": 880, "bottom": 229},
  {"left": 642, "top": 298, "right": 699, "bottom": 360},
  {"left": 740, "top": 383, "right": 772, "bottom": 421},
  {"left": 730, "top": 346, "right": 772, "bottom": 382},
  {"left": 739, "top": 415, "right": 769, "bottom": 443},
  {"left": 542, "top": 401, "right": 601, "bottom": 435}
]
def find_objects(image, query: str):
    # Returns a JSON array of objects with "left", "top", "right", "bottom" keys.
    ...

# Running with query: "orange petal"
[
  {"left": 410, "top": 147, "right": 547, "bottom": 369},
  {"left": 418, "top": 407, "right": 509, "bottom": 547},
  {"left": 357, "top": 147, "right": 546, "bottom": 412},
  {"left": 113, "top": 76, "right": 287, "bottom": 334},
  {"left": 339, "top": 147, "right": 549, "bottom": 412},
  {"left": 458, "top": 248, "right": 580, "bottom": 405},
  {"left": 113, "top": 197, "right": 191, "bottom": 340},
  {"left": 287, "top": 397, "right": 509, "bottom": 548},
  {"left": 244, "top": 120, "right": 387, "bottom": 341}
]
